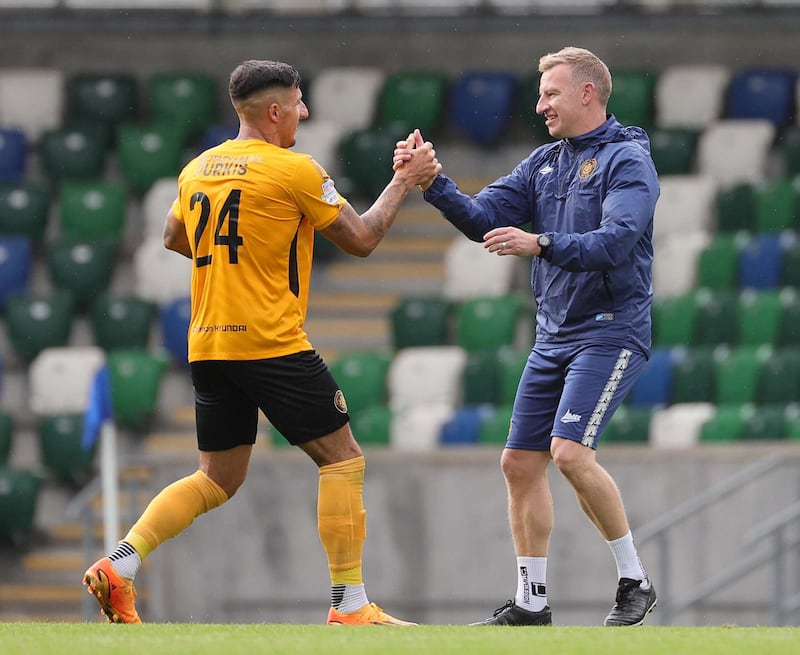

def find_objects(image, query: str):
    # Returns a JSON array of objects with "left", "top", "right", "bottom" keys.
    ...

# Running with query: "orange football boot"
[
  {"left": 82, "top": 557, "right": 142, "bottom": 624},
  {"left": 327, "top": 602, "right": 417, "bottom": 626}
]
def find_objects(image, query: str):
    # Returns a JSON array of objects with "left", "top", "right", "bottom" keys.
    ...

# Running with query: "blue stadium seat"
[
  {"left": 627, "top": 347, "right": 673, "bottom": 407},
  {"left": 439, "top": 405, "right": 491, "bottom": 446},
  {"left": 160, "top": 295, "right": 191, "bottom": 366},
  {"left": 448, "top": 71, "right": 518, "bottom": 147},
  {"left": 196, "top": 123, "right": 238, "bottom": 151},
  {"left": 0, "top": 235, "right": 32, "bottom": 310},
  {"left": 0, "top": 128, "right": 27, "bottom": 183},
  {"left": 726, "top": 68, "right": 798, "bottom": 128},
  {"left": 738, "top": 233, "right": 783, "bottom": 290}
]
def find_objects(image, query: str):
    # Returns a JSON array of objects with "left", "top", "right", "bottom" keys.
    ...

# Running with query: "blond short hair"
[{"left": 538, "top": 46, "right": 612, "bottom": 106}]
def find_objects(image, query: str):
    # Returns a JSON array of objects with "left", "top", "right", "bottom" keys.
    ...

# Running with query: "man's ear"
[
  {"left": 268, "top": 102, "right": 281, "bottom": 122},
  {"left": 582, "top": 82, "right": 595, "bottom": 107}
]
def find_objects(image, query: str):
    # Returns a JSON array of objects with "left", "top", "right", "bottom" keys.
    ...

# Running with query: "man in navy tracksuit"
[{"left": 396, "top": 46, "right": 660, "bottom": 626}]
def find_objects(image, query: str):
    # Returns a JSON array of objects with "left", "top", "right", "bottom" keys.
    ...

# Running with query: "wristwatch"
[{"left": 537, "top": 233, "right": 552, "bottom": 257}]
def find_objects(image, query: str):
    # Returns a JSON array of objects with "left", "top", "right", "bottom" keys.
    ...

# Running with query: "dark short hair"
[{"left": 228, "top": 60, "right": 301, "bottom": 102}]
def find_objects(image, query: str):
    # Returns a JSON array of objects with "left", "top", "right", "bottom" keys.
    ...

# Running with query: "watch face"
[{"left": 538, "top": 234, "right": 552, "bottom": 248}]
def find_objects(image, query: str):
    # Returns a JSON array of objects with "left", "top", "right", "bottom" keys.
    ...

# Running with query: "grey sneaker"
[
  {"left": 604, "top": 578, "right": 657, "bottom": 626},
  {"left": 471, "top": 600, "right": 552, "bottom": 626}
]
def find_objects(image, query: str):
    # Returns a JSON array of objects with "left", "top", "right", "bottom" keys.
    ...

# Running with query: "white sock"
[
  {"left": 514, "top": 557, "right": 548, "bottom": 612},
  {"left": 331, "top": 583, "right": 369, "bottom": 614},
  {"left": 108, "top": 541, "right": 141, "bottom": 580},
  {"left": 606, "top": 531, "right": 649, "bottom": 588}
]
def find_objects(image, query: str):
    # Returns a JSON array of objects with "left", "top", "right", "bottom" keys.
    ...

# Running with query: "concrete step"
[{"left": 320, "top": 260, "right": 445, "bottom": 294}]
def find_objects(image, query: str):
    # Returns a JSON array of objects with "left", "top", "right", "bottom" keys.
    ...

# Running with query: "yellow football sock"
[
  {"left": 318, "top": 455, "right": 366, "bottom": 586},
  {"left": 124, "top": 469, "right": 228, "bottom": 560}
]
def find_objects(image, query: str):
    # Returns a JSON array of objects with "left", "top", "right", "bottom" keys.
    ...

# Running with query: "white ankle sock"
[
  {"left": 606, "top": 531, "right": 648, "bottom": 588},
  {"left": 514, "top": 557, "right": 548, "bottom": 612},
  {"left": 331, "top": 583, "right": 369, "bottom": 614},
  {"left": 108, "top": 541, "right": 141, "bottom": 580}
]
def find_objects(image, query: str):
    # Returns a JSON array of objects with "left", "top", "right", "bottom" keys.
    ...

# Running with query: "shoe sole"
[{"left": 604, "top": 597, "right": 658, "bottom": 627}]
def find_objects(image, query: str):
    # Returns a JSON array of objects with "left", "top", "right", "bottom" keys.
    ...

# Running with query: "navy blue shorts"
[
  {"left": 506, "top": 343, "right": 647, "bottom": 451},
  {"left": 190, "top": 351, "right": 350, "bottom": 450}
]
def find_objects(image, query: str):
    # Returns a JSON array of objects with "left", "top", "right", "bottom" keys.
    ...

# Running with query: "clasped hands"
[{"left": 392, "top": 129, "right": 441, "bottom": 191}]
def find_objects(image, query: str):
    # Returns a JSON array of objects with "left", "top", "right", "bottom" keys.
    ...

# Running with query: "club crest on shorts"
[
  {"left": 579, "top": 158, "right": 597, "bottom": 178},
  {"left": 334, "top": 389, "right": 348, "bottom": 413}
]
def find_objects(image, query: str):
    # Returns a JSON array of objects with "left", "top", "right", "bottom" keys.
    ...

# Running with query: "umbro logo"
[
  {"left": 560, "top": 409, "right": 582, "bottom": 424},
  {"left": 539, "top": 165, "right": 554, "bottom": 175}
]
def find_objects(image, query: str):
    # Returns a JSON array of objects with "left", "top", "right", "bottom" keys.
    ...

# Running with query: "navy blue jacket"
[{"left": 423, "top": 116, "right": 659, "bottom": 356}]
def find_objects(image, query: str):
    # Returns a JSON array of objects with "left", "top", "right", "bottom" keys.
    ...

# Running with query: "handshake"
[{"left": 392, "top": 129, "right": 441, "bottom": 191}]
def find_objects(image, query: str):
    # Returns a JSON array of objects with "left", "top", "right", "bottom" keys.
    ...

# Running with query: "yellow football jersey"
[{"left": 171, "top": 139, "right": 347, "bottom": 362}]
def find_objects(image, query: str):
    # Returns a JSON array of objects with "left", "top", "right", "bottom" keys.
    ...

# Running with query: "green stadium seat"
[
  {"left": 0, "top": 183, "right": 50, "bottom": 241},
  {"left": 606, "top": 70, "right": 656, "bottom": 128},
  {"left": 90, "top": 293, "right": 157, "bottom": 351},
  {"left": 46, "top": 239, "right": 117, "bottom": 312},
  {"left": 737, "top": 289, "right": 782, "bottom": 346},
  {"left": 516, "top": 72, "right": 552, "bottom": 143},
  {"left": 4, "top": 291, "right": 75, "bottom": 362},
  {"left": 478, "top": 404, "right": 514, "bottom": 445},
  {"left": 753, "top": 178, "right": 797, "bottom": 233},
  {"left": 756, "top": 347, "right": 800, "bottom": 405},
  {"left": 714, "top": 183, "right": 756, "bottom": 234},
  {"left": 694, "top": 289, "right": 739, "bottom": 346},
  {"left": 68, "top": 72, "right": 138, "bottom": 131},
  {"left": 670, "top": 346, "right": 715, "bottom": 404},
  {"left": 700, "top": 404, "right": 750, "bottom": 443},
  {"left": 58, "top": 180, "right": 127, "bottom": 244},
  {"left": 741, "top": 404, "right": 788, "bottom": 441},
  {"left": 350, "top": 405, "right": 393, "bottom": 447},
  {"left": 696, "top": 233, "right": 744, "bottom": 292},
  {"left": 649, "top": 128, "right": 699, "bottom": 176},
  {"left": 776, "top": 287, "right": 800, "bottom": 346},
  {"left": 713, "top": 345, "right": 771, "bottom": 405},
  {"left": 604, "top": 406, "right": 652, "bottom": 444},
  {"left": 328, "top": 351, "right": 391, "bottom": 416},
  {"left": 40, "top": 125, "right": 107, "bottom": 181},
  {"left": 462, "top": 349, "right": 502, "bottom": 406},
  {"left": 0, "top": 466, "right": 42, "bottom": 545},
  {"left": 497, "top": 346, "right": 529, "bottom": 406},
  {"left": 37, "top": 413, "right": 95, "bottom": 487},
  {"left": 455, "top": 294, "right": 525, "bottom": 352},
  {"left": 116, "top": 123, "right": 185, "bottom": 194},
  {"left": 778, "top": 125, "right": 800, "bottom": 176},
  {"left": 389, "top": 296, "right": 452, "bottom": 350},
  {"left": 0, "top": 411, "right": 12, "bottom": 466},
  {"left": 339, "top": 128, "right": 399, "bottom": 199},
  {"left": 376, "top": 71, "right": 449, "bottom": 137},
  {"left": 107, "top": 349, "right": 169, "bottom": 431},
  {"left": 147, "top": 72, "right": 217, "bottom": 143},
  {"left": 652, "top": 293, "right": 698, "bottom": 347}
]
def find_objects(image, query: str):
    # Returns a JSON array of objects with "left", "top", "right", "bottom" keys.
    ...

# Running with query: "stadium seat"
[
  {"left": 439, "top": 405, "right": 489, "bottom": 446},
  {"left": 627, "top": 347, "right": 673, "bottom": 407},
  {"left": 390, "top": 403, "right": 454, "bottom": 451},
  {"left": 107, "top": 348, "right": 169, "bottom": 431},
  {"left": 309, "top": 67, "right": 385, "bottom": 133},
  {"left": 714, "top": 183, "right": 757, "bottom": 233},
  {"left": 697, "top": 119, "right": 775, "bottom": 188},
  {"left": 778, "top": 125, "right": 800, "bottom": 177},
  {"left": 757, "top": 347, "right": 800, "bottom": 405},
  {"left": 40, "top": 125, "right": 107, "bottom": 181},
  {"left": 652, "top": 293, "right": 698, "bottom": 347},
  {"left": 0, "top": 465, "right": 42, "bottom": 545},
  {"left": 776, "top": 287, "right": 800, "bottom": 346},
  {"left": 462, "top": 349, "right": 502, "bottom": 406},
  {"left": 448, "top": 71, "right": 518, "bottom": 147},
  {"left": 652, "top": 231, "right": 710, "bottom": 298},
  {"left": 694, "top": 289, "right": 739, "bottom": 346},
  {"left": 0, "top": 68, "right": 65, "bottom": 142},
  {"left": 133, "top": 236, "right": 192, "bottom": 305},
  {"left": 293, "top": 119, "right": 346, "bottom": 179},
  {"left": 738, "top": 233, "right": 783, "bottom": 290},
  {"left": 753, "top": 178, "right": 798, "bottom": 234},
  {"left": 670, "top": 346, "right": 716, "bottom": 404},
  {"left": 713, "top": 345, "right": 771, "bottom": 405},
  {"left": 726, "top": 68, "right": 797, "bottom": 129},
  {"left": 349, "top": 405, "right": 392, "bottom": 447},
  {"left": 67, "top": 72, "right": 138, "bottom": 132},
  {"left": 497, "top": 346, "right": 529, "bottom": 406},
  {"left": 116, "top": 123, "right": 185, "bottom": 194},
  {"left": 28, "top": 345, "right": 105, "bottom": 415},
  {"left": 376, "top": 71, "right": 449, "bottom": 137},
  {"left": 46, "top": 239, "right": 117, "bottom": 312},
  {"left": 606, "top": 70, "right": 656, "bottom": 128},
  {"left": 0, "top": 127, "right": 27, "bottom": 182},
  {"left": 649, "top": 128, "right": 700, "bottom": 176},
  {"left": 515, "top": 72, "right": 552, "bottom": 143},
  {"left": 90, "top": 293, "right": 157, "bottom": 351},
  {"left": 0, "top": 412, "right": 12, "bottom": 466},
  {"left": 389, "top": 296, "right": 452, "bottom": 350},
  {"left": 478, "top": 403, "right": 514, "bottom": 445},
  {"left": 695, "top": 233, "right": 744, "bottom": 291},
  {"left": 655, "top": 64, "right": 731, "bottom": 129},
  {"left": 699, "top": 404, "right": 750, "bottom": 443},
  {"left": 603, "top": 406, "right": 652, "bottom": 444},
  {"left": 57, "top": 180, "right": 127, "bottom": 244},
  {"left": 741, "top": 404, "right": 789, "bottom": 441},
  {"left": 338, "top": 128, "right": 399, "bottom": 199},
  {"left": 147, "top": 71, "right": 217, "bottom": 143},
  {"left": 142, "top": 177, "right": 179, "bottom": 239},
  {"left": 443, "top": 235, "right": 519, "bottom": 301},
  {"left": 649, "top": 402, "right": 716, "bottom": 449},
  {"left": 4, "top": 291, "right": 75, "bottom": 362},
  {"left": 0, "top": 182, "right": 50, "bottom": 241},
  {"left": 0, "top": 235, "right": 32, "bottom": 310},
  {"left": 781, "top": 238, "right": 800, "bottom": 289},
  {"left": 455, "top": 294, "right": 527, "bottom": 352},
  {"left": 159, "top": 295, "right": 191, "bottom": 366},
  {"left": 653, "top": 175, "right": 716, "bottom": 242},
  {"left": 196, "top": 122, "right": 238, "bottom": 151},
  {"left": 37, "top": 413, "right": 95, "bottom": 487},
  {"left": 387, "top": 345, "right": 467, "bottom": 411},
  {"left": 737, "top": 289, "right": 782, "bottom": 346},
  {"left": 328, "top": 351, "right": 391, "bottom": 416}
]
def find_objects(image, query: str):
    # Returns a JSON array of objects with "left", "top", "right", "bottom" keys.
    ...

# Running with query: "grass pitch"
[{"left": 1, "top": 623, "right": 799, "bottom": 655}]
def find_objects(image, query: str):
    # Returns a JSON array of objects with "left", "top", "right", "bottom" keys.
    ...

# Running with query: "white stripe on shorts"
[{"left": 581, "top": 348, "right": 632, "bottom": 448}]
